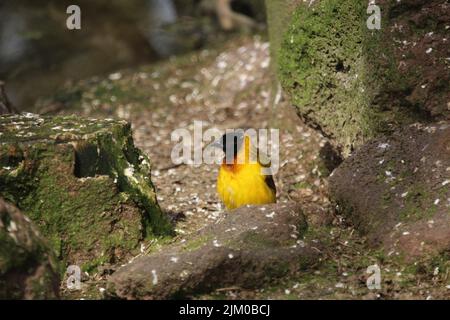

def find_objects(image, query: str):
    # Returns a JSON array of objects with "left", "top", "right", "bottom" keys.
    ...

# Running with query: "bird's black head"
[{"left": 210, "top": 130, "right": 245, "bottom": 163}]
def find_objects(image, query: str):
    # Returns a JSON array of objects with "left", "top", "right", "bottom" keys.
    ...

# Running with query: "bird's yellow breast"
[{"left": 217, "top": 161, "right": 276, "bottom": 210}]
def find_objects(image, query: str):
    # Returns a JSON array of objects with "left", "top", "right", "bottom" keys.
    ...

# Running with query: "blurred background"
[{"left": 0, "top": 0, "right": 266, "bottom": 110}]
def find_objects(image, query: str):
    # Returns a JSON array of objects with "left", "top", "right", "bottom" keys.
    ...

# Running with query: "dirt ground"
[{"left": 47, "top": 36, "right": 449, "bottom": 300}]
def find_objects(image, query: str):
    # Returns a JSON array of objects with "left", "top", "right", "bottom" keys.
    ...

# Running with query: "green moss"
[
  {"left": 399, "top": 186, "right": 436, "bottom": 222},
  {"left": 264, "top": 0, "right": 301, "bottom": 73},
  {"left": 303, "top": 225, "right": 333, "bottom": 248},
  {"left": 94, "top": 122, "right": 173, "bottom": 237},
  {"left": 0, "top": 202, "right": 59, "bottom": 299},
  {"left": 293, "top": 181, "right": 313, "bottom": 190},
  {"left": 0, "top": 114, "right": 173, "bottom": 269},
  {"left": 278, "top": 0, "right": 373, "bottom": 155},
  {"left": 81, "top": 255, "right": 111, "bottom": 274},
  {"left": 424, "top": 251, "right": 450, "bottom": 275},
  {"left": 182, "top": 235, "right": 212, "bottom": 252},
  {"left": 276, "top": 0, "right": 446, "bottom": 156}
]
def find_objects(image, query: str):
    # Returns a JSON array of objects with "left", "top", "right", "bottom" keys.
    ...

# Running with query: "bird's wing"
[
  {"left": 265, "top": 174, "right": 277, "bottom": 194},
  {"left": 249, "top": 142, "right": 277, "bottom": 194},
  {"left": 249, "top": 143, "right": 272, "bottom": 168}
]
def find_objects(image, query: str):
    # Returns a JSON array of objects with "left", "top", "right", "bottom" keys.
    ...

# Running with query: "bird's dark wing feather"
[
  {"left": 265, "top": 174, "right": 277, "bottom": 194},
  {"left": 249, "top": 143, "right": 277, "bottom": 194}
]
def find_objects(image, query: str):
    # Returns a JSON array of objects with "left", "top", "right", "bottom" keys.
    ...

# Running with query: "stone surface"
[
  {"left": 330, "top": 122, "right": 450, "bottom": 259},
  {"left": 264, "top": 0, "right": 300, "bottom": 74},
  {"left": 0, "top": 113, "right": 172, "bottom": 270},
  {"left": 107, "top": 202, "right": 321, "bottom": 299},
  {"left": 0, "top": 198, "right": 60, "bottom": 299},
  {"left": 267, "top": 0, "right": 450, "bottom": 156}
]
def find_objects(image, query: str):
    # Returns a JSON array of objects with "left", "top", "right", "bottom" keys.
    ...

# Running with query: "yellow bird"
[{"left": 209, "top": 131, "right": 276, "bottom": 210}]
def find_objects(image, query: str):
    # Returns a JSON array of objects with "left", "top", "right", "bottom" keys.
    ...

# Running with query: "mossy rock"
[
  {"left": 264, "top": 0, "right": 302, "bottom": 75},
  {"left": 0, "top": 113, "right": 172, "bottom": 270},
  {"left": 0, "top": 198, "right": 60, "bottom": 299},
  {"left": 107, "top": 203, "right": 320, "bottom": 299},
  {"left": 330, "top": 122, "right": 450, "bottom": 260},
  {"left": 272, "top": 0, "right": 450, "bottom": 156}
]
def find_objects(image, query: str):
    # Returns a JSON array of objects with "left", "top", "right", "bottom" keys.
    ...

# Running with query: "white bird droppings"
[
  {"left": 265, "top": 212, "right": 275, "bottom": 219},
  {"left": 151, "top": 269, "right": 158, "bottom": 285}
]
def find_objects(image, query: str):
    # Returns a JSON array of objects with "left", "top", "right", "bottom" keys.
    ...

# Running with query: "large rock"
[
  {"left": 0, "top": 198, "right": 60, "bottom": 299},
  {"left": 0, "top": 113, "right": 172, "bottom": 270},
  {"left": 267, "top": 0, "right": 450, "bottom": 156},
  {"left": 107, "top": 202, "right": 321, "bottom": 299},
  {"left": 330, "top": 122, "right": 450, "bottom": 259},
  {"left": 264, "top": 0, "right": 300, "bottom": 75}
]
